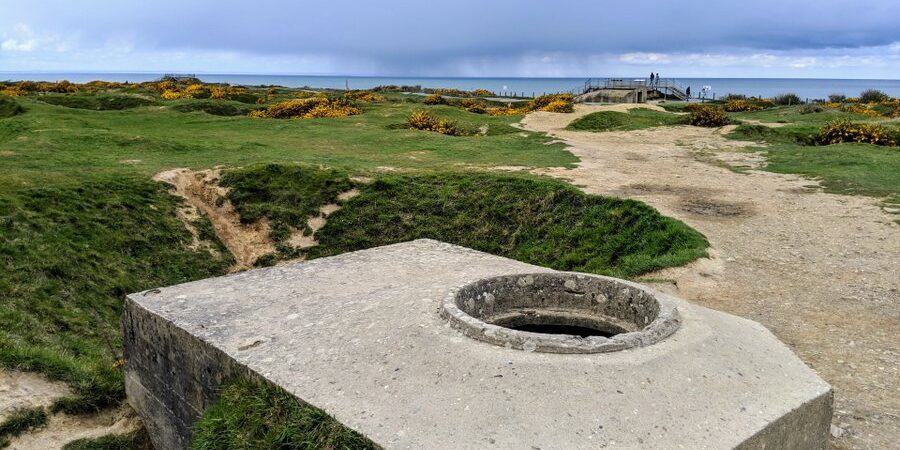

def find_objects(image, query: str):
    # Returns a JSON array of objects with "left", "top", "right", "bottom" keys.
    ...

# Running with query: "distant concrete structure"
[
  {"left": 124, "top": 240, "right": 832, "bottom": 449},
  {"left": 577, "top": 77, "right": 689, "bottom": 103}
]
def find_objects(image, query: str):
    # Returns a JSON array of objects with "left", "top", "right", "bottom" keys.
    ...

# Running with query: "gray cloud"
[{"left": 2, "top": 0, "right": 899, "bottom": 76}]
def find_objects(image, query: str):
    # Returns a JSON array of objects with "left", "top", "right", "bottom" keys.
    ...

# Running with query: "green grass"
[
  {"left": 0, "top": 96, "right": 574, "bottom": 190},
  {"left": 191, "top": 378, "right": 377, "bottom": 450},
  {"left": 62, "top": 429, "right": 152, "bottom": 450},
  {"left": 223, "top": 166, "right": 709, "bottom": 278},
  {"left": 726, "top": 111, "right": 900, "bottom": 206},
  {"left": 37, "top": 94, "right": 157, "bottom": 111},
  {"left": 0, "top": 96, "right": 25, "bottom": 119},
  {"left": 755, "top": 142, "right": 900, "bottom": 205},
  {"left": 0, "top": 87, "right": 710, "bottom": 445},
  {"left": 0, "top": 176, "right": 232, "bottom": 412},
  {"left": 170, "top": 99, "right": 255, "bottom": 116},
  {"left": 728, "top": 105, "right": 869, "bottom": 125},
  {"left": 0, "top": 91, "right": 575, "bottom": 415},
  {"left": 0, "top": 406, "right": 47, "bottom": 446},
  {"left": 567, "top": 108, "right": 685, "bottom": 132},
  {"left": 221, "top": 164, "right": 354, "bottom": 248}
]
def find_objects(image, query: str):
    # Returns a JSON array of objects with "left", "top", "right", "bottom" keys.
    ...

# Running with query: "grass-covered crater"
[{"left": 224, "top": 165, "right": 709, "bottom": 278}]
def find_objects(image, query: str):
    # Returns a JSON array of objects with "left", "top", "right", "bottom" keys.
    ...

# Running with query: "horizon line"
[{"left": 1, "top": 70, "right": 898, "bottom": 82}]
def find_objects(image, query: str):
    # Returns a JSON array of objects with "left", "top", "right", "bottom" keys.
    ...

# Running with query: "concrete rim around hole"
[{"left": 440, "top": 272, "right": 681, "bottom": 353}]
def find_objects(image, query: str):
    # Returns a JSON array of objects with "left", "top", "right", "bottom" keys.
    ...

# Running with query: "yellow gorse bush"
[
  {"left": 407, "top": 110, "right": 464, "bottom": 135},
  {"left": 343, "top": 91, "right": 385, "bottom": 103},
  {"left": 1, "top": 87, "right": 25, "bottom": 97},
  {"left": 816, "top": 119, "right": 896, "bottom": 146},
  {"left": 250, "top": 97, "right": 361, "bottom": 119}
]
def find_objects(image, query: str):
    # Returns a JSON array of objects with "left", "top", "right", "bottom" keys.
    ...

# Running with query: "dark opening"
[{"left": 507, "top": 323, "right": 618, "bottom": 338}]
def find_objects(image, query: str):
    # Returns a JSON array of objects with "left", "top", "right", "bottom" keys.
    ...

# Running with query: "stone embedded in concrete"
[{"left": 123, "top": 239, "right": 832, "bottom": 449}]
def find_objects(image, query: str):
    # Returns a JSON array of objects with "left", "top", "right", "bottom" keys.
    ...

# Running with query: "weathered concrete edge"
[
  {"left": 737, "top": 388, "right": 833, "bottom": 449},
  {"left": 122, "top": 295, "right": 381, "bottom": 450}
]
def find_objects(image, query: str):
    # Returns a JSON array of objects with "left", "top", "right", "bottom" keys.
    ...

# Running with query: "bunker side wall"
[
  {"left": 737, "top": 388, "right": 833, "bottom": 450},
  {"left": 122, "top": 296, "right": 253, "bottom": 450}
]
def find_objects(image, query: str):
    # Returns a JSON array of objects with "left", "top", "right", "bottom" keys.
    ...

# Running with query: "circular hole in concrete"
[{"left": 441, "top": 273, "right": 680, "bottom": 353}]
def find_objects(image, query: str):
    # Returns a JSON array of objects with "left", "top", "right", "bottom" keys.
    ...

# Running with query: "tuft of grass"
[
  {"left": 0, "top": 176, "right": 232, "bottom": 412},
  {"left": 191, "top": 378, "right": 377, "bottom": 450},
  {"left": 38, "top": 94, "right": 156, "bottom": 111},
  {"left": 567, "top": 108, "right": 685, "bottom": 132},
  {"left": 301, "top": 172, "right": 709, "bottom": 278},
  {"left": 0, "top": 96, "right": 25, "bottom": 119},
  {"left": 0, "top": 407, "right": 48, "bottom": 444},
  {"left": 62, "top": 429, "right": 152, "bottom": 450}
]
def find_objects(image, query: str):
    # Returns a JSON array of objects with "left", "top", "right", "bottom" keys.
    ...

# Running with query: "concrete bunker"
[
  {"left": 443, "top": 273, "right": 679, "bottom": 353},
  {"left": 124, "top": 240, "right": 833, "bottom": 449}
]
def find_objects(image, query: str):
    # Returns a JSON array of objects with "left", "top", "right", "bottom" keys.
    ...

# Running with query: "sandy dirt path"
[{"left": 521, "top": 104, "right": 899, "bottom": 449}]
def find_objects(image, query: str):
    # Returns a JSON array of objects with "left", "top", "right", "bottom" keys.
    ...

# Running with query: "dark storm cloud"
[{"left": 2, "top": 0, "right": 899, "bottom": 75}]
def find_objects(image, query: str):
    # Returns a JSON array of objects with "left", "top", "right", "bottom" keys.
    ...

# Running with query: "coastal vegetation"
[
  {"left": 0, "top": 78, "right": 700, "bottom": 445},
  {"left": 727, "top": 104, "right": 900, "bottom": 205}
]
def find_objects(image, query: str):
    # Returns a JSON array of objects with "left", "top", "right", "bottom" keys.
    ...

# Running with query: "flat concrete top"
[{"left": 130, "top": 239, "right": 830, "bottom": 449}]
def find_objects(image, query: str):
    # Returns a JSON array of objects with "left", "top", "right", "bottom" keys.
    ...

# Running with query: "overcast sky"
[{"left": 2, "top": 0, "right": 899, "bottom": 78}]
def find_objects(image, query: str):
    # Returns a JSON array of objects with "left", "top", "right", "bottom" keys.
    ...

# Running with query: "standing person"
[
  {"left": 686, "top": 86, "right": 691, "bottom": 99},
  {"left": 649, "top": 73, "right": 654, "bottom": 85}
]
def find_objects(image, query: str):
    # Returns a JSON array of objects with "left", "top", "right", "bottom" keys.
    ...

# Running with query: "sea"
[{"left": 3, "top": 72, "right": 900, "bottom": 100}]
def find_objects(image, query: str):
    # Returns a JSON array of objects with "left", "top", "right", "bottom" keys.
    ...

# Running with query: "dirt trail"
[
  {"left": 154, "top": 168, "right": 276, "bottom": 270},
  {"left": 521, "top": 104, "right": 899, "bottom": 449}
]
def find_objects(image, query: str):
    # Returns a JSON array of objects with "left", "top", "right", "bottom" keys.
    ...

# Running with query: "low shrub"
[
  {"left": 841, "top": 103, "right": 883, "bottom": 118},
  {"left": 688, "top": 106, "right": 730, "bottom": 127},
  {"left": 683, "top": 103, "right": 711, "bottom": 113},
  {"left": 486, "top": 106, "right": 526, "bottom": 116},
  {"left": 423, "top": 93, "right": 447, "bottom": 105},
  {"left": 859, "top": 89, "right": 890, "bottom": 104},
  {"left": 798, "top": 104, "right": 825, "bottom": 114},
  {"left": 772, "top": 93, "right": 802, "bottom": 105},
  {"left": 0, "top": 87, "right": 26, "bottom": 97},
  {"left": 531, "top": 93, "right": 574, "bottom": 112},
  {"left": 407, "top": 110, "right": 464, "bottom": 135},
  {"left": 471, "top": 89, "right": 494, "bottom": 97},
  {"left": 724, "top": 99, "right": 762, "bottom": 112},
  {"left": 721, "top": 94, "right": 747, "bottom": 101},
  {"left": 543, "top": 99, "right": 575, "bottom": 113},
  {"left": 250, "top": 97, "right": 361, "bottom": 119},
  {"left": 828, "top": 94, "right": 847, "bottom": 103},
  {"left": 816, "top": 119, "right": 897, "bottom": 146},
  {"left": 343, "top": 90, "right": 385, "bottom": 103}
]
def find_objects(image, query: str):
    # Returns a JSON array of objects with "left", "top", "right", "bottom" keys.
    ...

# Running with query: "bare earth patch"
[
  {"left": 286, "top": 189, "right": 359, "bottom": 251},
  {"left": 522, "top": 104, "right": 899, "bottom": 449},
  {"left": 154, "top": 168, "right": 275, "bottom": 270},
  {"left": 1, "top": 370, "right": 141, "bottom": 449}
]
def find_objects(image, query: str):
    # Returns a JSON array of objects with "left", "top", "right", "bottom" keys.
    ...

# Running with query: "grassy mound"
[
  {"left": 191, "top": 378, "right": 377, "bottom": 450},
  {"left": 224, "top": 165, "right": 709, "bottom": 278},
  {"left": 171, "top": 99, "right": 254, "bottom": 116},
  {"left": 567, "top": 108, "right": 684, "bottom": 132},
  {"left": 39, "top": 94, "right": 156, "bottom": 111},
  {"left": 0, "top": 96, "right": 25, "bottom": 118},
  {"left": 0, "top": 177, "right": 232, "bottom": 413},
  {"left": 220, "top": 164, "right": 354, "bottom": 245}
]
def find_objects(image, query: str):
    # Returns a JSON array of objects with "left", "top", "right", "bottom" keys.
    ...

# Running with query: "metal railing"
[{"left": 582, "top": 77, "right": 688, "bottom": 100}]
